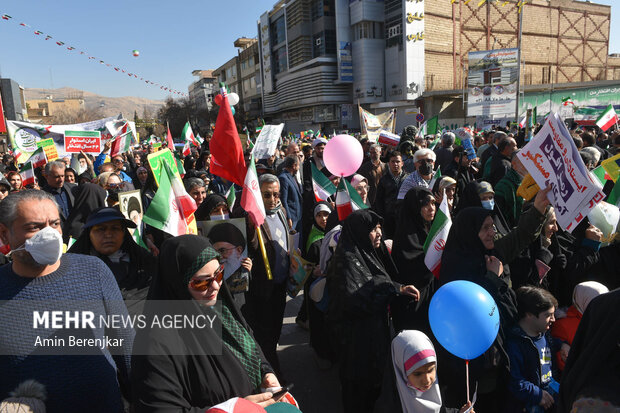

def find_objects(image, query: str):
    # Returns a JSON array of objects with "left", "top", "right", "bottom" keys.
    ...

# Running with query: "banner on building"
[
  {"left": 403, "top": 0, "right": 425, "bottom": 100},
  {"left": 251, "top": 123, "right": 284, "bottom": 160},
  {"left": 64, "top": 130, "right": 102, "bottom": 153},
  {"left": 6, "top": 115, "right": 121, "bottom": 163},
  {"left": 518, "top": 112, "right": 605, "bottom": 232},
  {"left": 259, "top": 12, "right": 273, "bottom": 94},
  {"left": 360, "top": 106, "right": 396, "bottom": 143},
  {"left": 467, "top": 48, "right": 519, "bottom": 116}
]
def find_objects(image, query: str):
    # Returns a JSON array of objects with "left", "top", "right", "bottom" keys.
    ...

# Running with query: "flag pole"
[{"left": 256, "top": 225, "right": 273, "bottom": 280}]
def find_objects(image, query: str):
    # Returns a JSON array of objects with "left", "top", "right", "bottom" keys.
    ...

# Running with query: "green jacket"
[{"left": 495, "top": 168, "right": 524, "bottom": 228}]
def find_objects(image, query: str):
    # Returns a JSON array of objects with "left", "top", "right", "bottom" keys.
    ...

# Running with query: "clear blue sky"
[{"left": 0, "top": 0, "right": 618, "bottom": 101}]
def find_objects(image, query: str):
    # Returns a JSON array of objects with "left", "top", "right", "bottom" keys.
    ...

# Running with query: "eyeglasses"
[
  {"left": 262, "top": 192, "right": 280, "bottom": 199},
  {"left": 418, "top": 158, "right": 434, "bottom": 164},
  {"left": 188, "top": 265, "right": 224, "bottom": 291},
  {"left": 215, "top": 246, "right": 237, "bottom": 255}
]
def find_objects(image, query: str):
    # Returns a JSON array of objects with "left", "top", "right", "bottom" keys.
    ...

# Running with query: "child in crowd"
[
  {"left": 506, "top": 286, "right": 560, "bottom": 413},
  {"left": 551, "top": 281, "right": 608, "bottom": 373},
  {"left": 375, "top": 330, "right": 473, "bottom": 413}
]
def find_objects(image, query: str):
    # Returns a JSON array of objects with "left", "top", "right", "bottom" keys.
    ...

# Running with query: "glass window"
[
  {"left": 312, "top": 0, "right": 335, "bottom": 21},
  {"left": 273, "top": 46, "right": 288, "bottom": 74},
  {"left": 271, "top": 16, "right": 286, "bottom": 46}
]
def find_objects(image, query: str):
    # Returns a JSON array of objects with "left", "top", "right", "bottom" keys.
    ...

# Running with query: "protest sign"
[
  {"left": 251, "top": 123, "right": 284, "bottom": 160},
  {"left": 147, "top": 148, "right": 180, "bottom": 186},
  {"left": 518, "top": 113, "right": 605, "bottom": 232},
  {"left": 64, "top": 130, "right": 101, "bottom": 154},
  {"left": 6, "top": 116, "right": 120, "bottom": 163},
  {"left": 36, "top": 138, "right": 59, "bottom": 161}
]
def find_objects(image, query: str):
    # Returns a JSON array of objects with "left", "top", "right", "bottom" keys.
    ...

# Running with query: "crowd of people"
[{"left": 0, "top": 121, "right": 618, "bottom": 413}]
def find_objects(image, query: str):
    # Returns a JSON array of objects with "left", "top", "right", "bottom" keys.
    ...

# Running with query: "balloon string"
[{"left": 466, "top": 359, "right": 470, "bottom": 403}]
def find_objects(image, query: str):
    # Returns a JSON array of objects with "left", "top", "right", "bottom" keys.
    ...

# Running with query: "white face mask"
[
  {"left": 210, "top": 213, "right": 230, "bottom": 221},
  {"left": 222, "top": 249, "right": 242, "bottom": 280},
  {"left": 11, "top": 226, "right": 63, "bottom": 265}
]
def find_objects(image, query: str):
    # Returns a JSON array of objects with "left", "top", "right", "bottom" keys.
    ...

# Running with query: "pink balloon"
[{"left": 323, "top": 134, "right": 363, "bottom": 177}]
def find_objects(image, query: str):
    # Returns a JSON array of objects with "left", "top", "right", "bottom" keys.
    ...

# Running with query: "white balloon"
[{"left": 228, "top": 93, "right": 239, "bottom": 106}]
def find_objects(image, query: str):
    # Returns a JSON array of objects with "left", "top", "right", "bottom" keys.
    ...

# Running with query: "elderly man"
[
  {"left": 486, "top": 137, "right": 517, "bottom": 187},
  {"left": 276, "top": 142, "right": 304, "bottom": 185},
  {"left": 243, "top": 174, "right": 294, "bottom": 377},
  {"left": 0, "top": 191, "right": 134, "bottom": 411},
  {"left": 278, "top": 155, "right": 303, "bottom": 236},
  {"left": 358, "top": 143, "right": 386, "bottom": 206},
  {"left": 397, "top": 148, "right": 437, "bottom": 199},
  {"left": 42, "top": 160, "right": 77, "bottom": 223}
]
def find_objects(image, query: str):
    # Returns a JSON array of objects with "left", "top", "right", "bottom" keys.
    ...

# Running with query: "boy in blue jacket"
[{"left": 505, "top": 286, "right": 559, "bottom": 413}]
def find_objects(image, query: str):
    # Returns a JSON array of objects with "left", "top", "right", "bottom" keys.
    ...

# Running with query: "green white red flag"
[
  {"left": 182, "top": 121, "right": 200, "bottom": 147},
  {"left": 311, "top": 163, "right": 336, "bottom": 202},
  {"left": 416, "top": 115, "right": 439, "bottom": 138},
  {"left": 423, "top": 190, "right": 452, "bottom": 278},
  {"left": 225, "top": 185, "right": 236, "bottom": 210},
  {"left": 166, "top": 123, "right": 174, "bottom": 150},
  {"left": 240, "top": 157, "right": 265, "bottom": 227},
  {"left": 335, "top": 178, "right": 368, "bottom": 220},
  {"left": 143, "top": 161, "right": 197, "bottom": 236},
  {"left": 24, "top": 146, "right": 47, "bottom": 169},
  {"left": 428, "top": 166, "right": 442, "bottom": 190},
  {"left": 19, "top": 162, "right": 36, "bottom": 186},
  {"left": 595, "top": 104, "right": 618, "bottom": 132},
  {"left": 110, "top": 122, "right": 134, "bottom": 157}
]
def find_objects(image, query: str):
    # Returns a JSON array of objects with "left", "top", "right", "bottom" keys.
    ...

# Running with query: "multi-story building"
[
  {"left": 26, "top": 93, "right": 85, "bottom": 124},
  {"left": 256, "top": 0, "right": 619, "bottom": 133},
  {"left": 188, "top": 70, "right": 217, "bottom": 132},
  {"left": 213, "top": 56, "right": 241, "bottom": 100},
  {"left": 258, "top": 0, "right": 353, "bottom": 132},
  {"left": 0, "top": 78, "right": 27, "bottom": 122},
  {"left": 236, "top": 38, "right": 263, "bottom": 120}
]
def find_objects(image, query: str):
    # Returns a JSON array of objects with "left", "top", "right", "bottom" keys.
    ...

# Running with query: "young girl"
[{"left": 375, "top": 330, "right": 473, "bottom": 413}]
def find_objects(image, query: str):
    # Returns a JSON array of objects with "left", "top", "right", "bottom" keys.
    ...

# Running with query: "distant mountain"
[{"left": 24, "top": 87, "right": 165, "bottom": 119}]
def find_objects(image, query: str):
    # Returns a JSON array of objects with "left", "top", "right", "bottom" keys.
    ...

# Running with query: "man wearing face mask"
[
  {"left": 242, "top": 173, "right": 295, "bottom": 378},
  {"left": 0, "top": 190, "right": 134, "bottom": 412},
  {"left": 397, "top": 148, "right": 437, "bottom": 200}
]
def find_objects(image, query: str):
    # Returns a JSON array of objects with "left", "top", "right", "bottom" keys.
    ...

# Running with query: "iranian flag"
[
  {"left": 416, "top": 115, "right": 439, "bottom": 138},
  {"left": 518, "top": 113, "right": 527, "bottom": 128},
  {"left": 241, "top": 157, "right": 266, "bottom": 227},
  {"left": 423, "top": 191, "right": 452, "bottom": 279},
  {"left": 345, "top": 178, "right": 369, "bottom": 211},
  {"left": 225, "top": 185, "right": 236, "bottom": 210},
  {"left": 311, "top": 163, "right": 336, "bottom": 201},
  {"left": 595, "top": 104, "right": 618, "bottom": 132},
  {"left": 182, "top": 140, "right": 191, "bottom": 157},
  {"left": 182, "top": 121, "right": 200, "bottom": 147},
  {"left": 428, "top": 166, "right": 442, "bottom": 190},
  {"left": 335, "top": 179, "right": 353, "bottom": 221},
  {"left": 19, "top": 162, "right": 36, "bottom": 186},
  {"left": 25, "top": 147, "right": 47, "bottom": 169},
  {"left": 110, "top": 122, "right": 134, "bottom": 157},
  {"left": 143, "top": 161, "right": 197, "bottom": 236}
]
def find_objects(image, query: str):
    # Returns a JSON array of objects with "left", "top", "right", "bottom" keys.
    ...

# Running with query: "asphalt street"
[{"left": 277, "top": 295, "right": 343, "bottom": 412}]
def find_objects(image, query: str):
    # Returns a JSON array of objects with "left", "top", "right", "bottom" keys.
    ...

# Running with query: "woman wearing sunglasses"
[{"left": 131, "top": 235, "right": 281, "bottom": 411}]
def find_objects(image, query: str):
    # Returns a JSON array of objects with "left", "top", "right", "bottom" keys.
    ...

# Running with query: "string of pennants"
[
  {"left": 449, "top": 0, "right": 528, "bottom": 13},
  {"left": 0, "top": 13, "right": 187, "bottom": 97}
]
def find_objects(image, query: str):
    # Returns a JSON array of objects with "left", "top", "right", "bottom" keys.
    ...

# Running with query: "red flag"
[
  {"left": 166, "top": 123, "right": 174, "bottom": 150},
  {"left": 0, "top": 89, "right": 6, "bottom": 133},
  {"left": 210, "top": 86, "right": 246, "bottom": 186}
]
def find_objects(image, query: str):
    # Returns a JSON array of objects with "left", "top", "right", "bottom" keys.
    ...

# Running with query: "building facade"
[
  {"left": 0, "top": 78, "right": 27, "bottom": 122},
  {"left": 26, "top": 94, "right": 85, "bottom": 124},
  {"left": 236, "top": 38, "right": 263, "bottom": 120}
]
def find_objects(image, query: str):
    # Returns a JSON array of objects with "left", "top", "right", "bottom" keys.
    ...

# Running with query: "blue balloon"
[{"left": 429, "top": 280, "right": 500, "bottom": 360}]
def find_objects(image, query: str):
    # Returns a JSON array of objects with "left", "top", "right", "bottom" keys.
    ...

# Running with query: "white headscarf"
[
  {"left": 391, "top": 330, "right": 442, "bottom": 413},
  {"left": 573, "top": 281, "right": 608, "bottom": 314}
]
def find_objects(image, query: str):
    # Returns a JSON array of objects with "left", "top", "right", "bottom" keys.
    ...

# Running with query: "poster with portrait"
[
  {"left": 118, "top": 190, "right": 143, "bottom": 238},
  {"left": 196, "top": 218, "right": 249, "bottom": 294}
]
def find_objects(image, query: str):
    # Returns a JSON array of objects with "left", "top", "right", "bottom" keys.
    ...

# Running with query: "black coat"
[
  {"left": 327, "top": 210, "right": 402, "bottom": 383},
  {"left": 131, "top": 236, "right": 273, "bottom": 412}
]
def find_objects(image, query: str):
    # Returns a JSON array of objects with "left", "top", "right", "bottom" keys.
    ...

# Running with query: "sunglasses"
[{"left": 188, "top": 265, "right": 224, "bottom": 291}]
